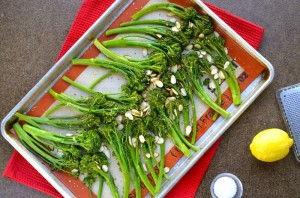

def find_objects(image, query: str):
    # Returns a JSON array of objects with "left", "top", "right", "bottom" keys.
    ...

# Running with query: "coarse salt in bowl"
[{"left": 210, "top": 173, "right": 243, "bottom": 198}]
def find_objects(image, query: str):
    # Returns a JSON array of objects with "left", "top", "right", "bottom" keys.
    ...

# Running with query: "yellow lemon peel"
[{"left": 250, "top": 128, "right": 293, "bottom": 162}]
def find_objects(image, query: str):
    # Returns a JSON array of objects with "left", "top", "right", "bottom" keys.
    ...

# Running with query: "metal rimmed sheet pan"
[{"left": 1, "top": 0, "right": 274, "bottom": 197}]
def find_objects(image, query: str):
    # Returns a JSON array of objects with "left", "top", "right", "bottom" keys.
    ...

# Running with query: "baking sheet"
[{"left": 1, "top": 0, "right": 274, "bottom": 197}]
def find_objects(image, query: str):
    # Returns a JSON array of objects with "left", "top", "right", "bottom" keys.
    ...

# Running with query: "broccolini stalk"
[
  {"left": 144, "top": 113, "right": 169, "bottom": 181},
  {"left": 214, "top": 56, "right": 241, "bottom": 105},
  {"left": 198, "top": 58, "right": 223, "bottom": 121},
  {"left": 165, "top": 99, "right": 199, "bottom": 151},
  {"left": 22, "top": 124, "right": 101, "bottom": 154},
  {"left": 15, "top": 112, "right": 42, "bottom": 129},
  {"left": 44, "top": 103, "right": 66, "bottom": 117},
  {"left": 159, "top": 71, "right": 198, "bottom": 144},
  {"left": 124, "top": 119, "right": 157, "bottom": 195},
  {"left": 182, "top": 52, "right": 230, "bottom": 118},
  {"left": 212, "top": 80, "right": 222, "bottom": 121},
  {"left": 147, "top": 88, "right": 191, "bottom": 157},
  {"left": 48, "top": 89, "right": 126, "bottom": 122},
  {"left": 106, "top": 25, "right": 190, "bottom": 47},
  {"left": 128, "top": 157, "right": 142, "bottom": 198},
  {"left": 120, "top": 19, "right": 175, "bottom": 27},
  {"left": 132, "top": 3, "right": 186, "bottom": 20},
  {"left": 79, "top": 153, "right": 120, "bottom": 198},
  {"left": 98, "top": 124, "right": 131, "bottom": 198},
  {"left": 146, "top": 128, "right": 168, "bottom": 192},
  {"left": 82, "top": 173, "right": 98, "bottom": 198},
  {"left": 103, "top": 36, "right": 162, "bottom": 52},
  {"left": 15, "top": 112, "right": 101, "bottom": 131},
  {"left": 106, "top": 25, "right": 170, "bottom": 38},
  {"left": 88, "top": 70, "right": 116, "bottom": 89},
  {"left": 154, "top": 140, "right": 166, "bottom": 193},
  {"left": 13, "top": 123, "right": 80, "bottom": 175},
  {"left": 160, "top": 108, "right": 191, "bottom": 157},
  {"left": 131, "top": 3, "right": 214, "bottom": 36},
  {"left": 175, "top": 70, "right": 198, "bottom": 144},
  {"left": 97, "top": 177, "right": 104, "bottom": 198},
  {"left": 136, "top": 119, "right": 166, "bottom": 188},
  {"left": 141, "top": 143, "right": 158, "bottom": 183},
  {"left": 194, "top": 34, "right": 241, "bottom": 105},
  {"left": 62, "top": 76, "right": 142, "bottom": 105},
  {"left": 72, "top": 57, "right": 148, "bottom": 92},
  {"left": 128, "top": 142, "right": 156, "bottom": 195},
  {"left": 94, "top": 39, "right": 167, "bottom": 74},
  {"left": 102, "top": 35, "right": 182, "bottom": 64}
]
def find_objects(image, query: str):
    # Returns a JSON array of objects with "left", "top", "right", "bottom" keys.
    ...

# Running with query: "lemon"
[{"left": 250, "top": 128, "right": 293, "bottom": 162}]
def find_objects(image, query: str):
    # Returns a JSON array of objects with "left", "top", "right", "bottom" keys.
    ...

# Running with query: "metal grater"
[{"left": 277, "top": 83, "right": 300, "bottom": 162}]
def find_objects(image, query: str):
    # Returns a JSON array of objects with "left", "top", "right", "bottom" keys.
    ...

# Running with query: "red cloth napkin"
[{"left": 3, "top": 1, "right": 264, "bottom": 197}]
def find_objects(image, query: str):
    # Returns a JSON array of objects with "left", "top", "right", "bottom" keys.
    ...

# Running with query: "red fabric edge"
[
  {"left": 205, "top": 2, "right": 264, "bottom": 50},
  {"left": 3, "top": 151, "right": 62, "bottom": 197}
]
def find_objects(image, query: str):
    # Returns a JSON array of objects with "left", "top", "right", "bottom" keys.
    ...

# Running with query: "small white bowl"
[{"left": 210, "top": 173, "right": 243, "bottom": 198}]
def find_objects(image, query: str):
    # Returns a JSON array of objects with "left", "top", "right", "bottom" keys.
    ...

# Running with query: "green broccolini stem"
[
  {"left": 72, "top": 58, "right": 143, "bottom": 92},
  {"left": 132, "top": 3, "right": 185, "bottom": 20},
  {"left": 142, "top": 145, "right": 158, "bottom": 183},
  {"left": 113, "top": 133, "right": 131, "bottom": 198},
  {"left": 62, "top": 76, "right": 131, "bottom": 105},
  {"left": 105, "top": 26, "right": 169, "bottom": 37},
  {"left": 94, "top": 39, "right": 134, "bottom": 66},
  {"left": 154, "top": 140, "right": 166, "bottom": 192},
  {"left": 172, "top": 115, "right": 199, "bottom": 151},
  {"left": 128, "top": 159, "right": 142, "bottom": 198},
  {"left": 16, "top": 112, "right": 83, "bottom": 130},
  {"left": 102, "top": 37, "right": 162, "bottom": 52},
  {"left": 215, "top": 59, "right": 241, "bottom": 106},
  {"left": 100, "top": 131, "right": 130, "bottom": 198},
  {"left": 15, "top": 112, "right": 42, "bottom": 129},
  {"left": 188, "top": 92, "right": 198, "bottom": 144},
  {"left": 193, "top": 85, "right": 230, "bottom": 118},
  {"left": 94, "top": 39, "right": 164, "bottom": 73},
  {"left": 48, "top": 89, "right": 120, "bottom": 114},
  {"left": 89, "top": 71, "right": 116, "bottom": 89},
  {"left": 44, "top": 103, "right": 65, "bottom": 117},
  {"left": 175, "top": 71, "right": 198, "bottom": 144},
  {"left": 212, "top": 79, "right": 222, "bottom": 121},
  {"left": 225, "top": 61, "right": 241, "bottom": 105},
  {"left": 145, "top": 139, "right": 168, "bottom": 180},
  {"left": 182, "top": 106, "right": 190, "bottom": 130},
  {"left": 97, "top": 177, "right": 104, "bottom": 198},
  {"left": 94, "top": 169, "right": 119, "bottom": 198},
  {"left": 222, "top": 68, "right": 240, "bottom": 105},
  {"left": 13, "top": 123, "right": 61, "bottom": 168},
  {"left": 158, "top": 107, "right": 191, "bottom": 157},
  {"left": 23, "top": 124, "right": 75, "bottom": 145},
  {"left": 128, "top": 142, "right": 156, "bottom": 195},
  {"left": 121, "top": 19, "right": 175, "bottom": 27},
  {"left": 62, "top": 76, "right": 96, "bottom": 94},
  {"left": 72, "top": 57, "right": 140, "bottom": 75}
]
